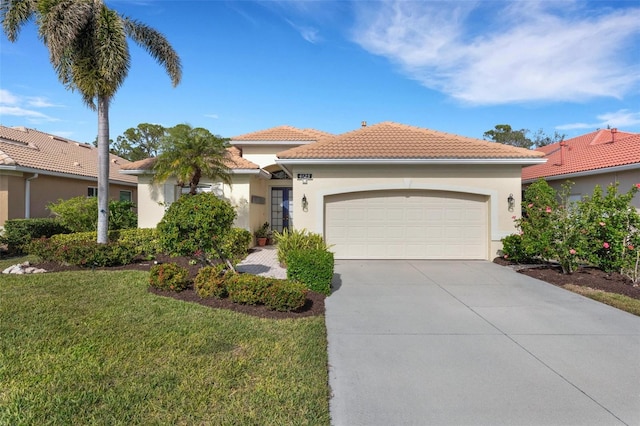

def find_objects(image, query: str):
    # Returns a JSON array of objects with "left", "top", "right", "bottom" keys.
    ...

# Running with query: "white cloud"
[
  {"left": 27, "top": 96, "right": 60, "bottom": 108},
  {"left": 0, "top": 105, "right": 58, "bottom": 122},
  {"left": 352, "top": 1, "right": 640, "bottom": 105},
  {"left": 204, "top": 114, "right": 219, "bottom": 119},
  {"left": 557, "top": 109, "right": 640, "bottom": 130},
  {"left": 286, "top": 19, "right": 321, "bottom": 43},
  {"left": 0, "top": 89, "right": 19, "bottom": 105}
]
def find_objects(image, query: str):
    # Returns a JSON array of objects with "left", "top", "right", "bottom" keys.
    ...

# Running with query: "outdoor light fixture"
[
  {"left": 302, "top": 194, "right": 308, "bottom": 212},
  {"left": 507, "top": 193, "right": 515, "bottom": 212}
]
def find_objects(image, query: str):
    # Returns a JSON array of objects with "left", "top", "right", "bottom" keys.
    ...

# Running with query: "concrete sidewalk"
[{"left": 326, "top": 260, "right": 640, "bottom": 426}]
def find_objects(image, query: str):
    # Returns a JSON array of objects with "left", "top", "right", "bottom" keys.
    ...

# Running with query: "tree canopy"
[
  {"left": 483, "top": 124, "right": 564, "bottom": 149},
  {"left": 113, "top": 123, "right": 166, "bottom": 161},
  {"left": 153, "top": 124, "right": 232, "bottom": 195}
]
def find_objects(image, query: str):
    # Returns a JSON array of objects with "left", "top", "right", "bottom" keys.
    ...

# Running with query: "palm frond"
[
  {"left": 122, "top": 16, "right": 181, "bottom": 86},
  {"left": 1, "top": 0, "right": 36, "bottom": 41}
]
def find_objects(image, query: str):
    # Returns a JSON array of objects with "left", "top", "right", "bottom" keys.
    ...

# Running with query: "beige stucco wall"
[
  {"left": 283, "top": 164, "right": 525, "bottom": 260},
  {"left": 0, "top": 171, "right": 136, "bottom": 228},
  {"left": 543, "top": 169, "right": 640, "bottom": 210}
]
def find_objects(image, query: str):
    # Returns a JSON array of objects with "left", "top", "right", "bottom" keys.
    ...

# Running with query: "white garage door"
[{"left": 325, "top": 190, "right": 488, "bottom": 259}]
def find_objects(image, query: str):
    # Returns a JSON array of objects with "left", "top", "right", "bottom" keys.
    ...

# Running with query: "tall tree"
[
  {"left": 1, "top": 0, "right": 181, "bottom": 243},
  {"left": 153, "top": 124, "right": 232, "bottom": 195},
  {"left": 484, "top": 124, "right": 564, "bottom": 149},
  {"left": 113, "top": 123, "right": 166, "bottom": 161}
]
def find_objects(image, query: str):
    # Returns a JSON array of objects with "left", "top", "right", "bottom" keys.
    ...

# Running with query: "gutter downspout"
[{"left": 25, "top": 173, "right": 39, "bottom": 218}]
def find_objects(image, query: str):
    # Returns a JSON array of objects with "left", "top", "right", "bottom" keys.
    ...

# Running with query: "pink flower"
[
  {"left": 545, "top": 206, "right": 552, "bottom": 213},
  {"left": 511, "top": 216, "right": 516, "bottom": 220},
  {"left": 569, "top": 249, "right": 576, "bottom": 255},
  {"left": 636, "top": 183, "right": 640, "bottom": 188},
  {"left": 599, "top": 222, "right": 606, "bottom": 226},
  {"left": 603, "top": 242, "right": 610, "bottom": 249},
  {"left": 503, "top": 254, "right": 509, "bottom": 259},
  {"left": 528, "top": 203, "right": 534, "bottom": 208},
  {"left": 629, "top": 245, "right": 635, "bottom": 250}
]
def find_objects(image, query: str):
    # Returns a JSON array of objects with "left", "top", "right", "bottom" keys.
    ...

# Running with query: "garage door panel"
[{"left": 325, "top": 190, "right": 488, "bottom": 260}]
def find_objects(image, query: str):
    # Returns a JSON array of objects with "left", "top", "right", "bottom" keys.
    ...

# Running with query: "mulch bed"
[
  {"left": 19, "top": 254, "right": 325, "bottom": 320},
  {"left": 493, "top": 257, "right": 640, "bottom": 300}
]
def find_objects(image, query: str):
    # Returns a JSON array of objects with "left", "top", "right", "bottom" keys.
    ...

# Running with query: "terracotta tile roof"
[
  {"left": 231, "top": 125, "right": 332, "bottom": 141},
  {"left": 522, "top": 129, "right": 640, "bottom": 181},
  {"left": 0, "top": 125, "right": 136, "bottom": 184},
  {"left": 120, "top": 146, "right": 260, "bottom": 172},
  {"left": 277, "top": 121, "right": 545, "bottom": 159}
]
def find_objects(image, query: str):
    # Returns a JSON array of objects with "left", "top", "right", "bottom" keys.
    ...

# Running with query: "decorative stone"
[{"left": 1, "top": 263, "right": 48, "bottom": 274}]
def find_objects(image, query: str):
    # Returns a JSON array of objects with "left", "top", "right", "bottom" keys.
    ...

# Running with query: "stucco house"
[
  {"left": 122, "top": 121, "right": 545, "bottom": 260},
  {"left": 522, "top": 128, "right": 640, "bottom": 209},
  {"left": 0, "top": 125, "right": 137, "bottom": 228}
]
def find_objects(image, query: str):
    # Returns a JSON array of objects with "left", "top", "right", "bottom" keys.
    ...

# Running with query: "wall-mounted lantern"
[
  {"left": 302, "top": 194, "right": 308, "bottom": 212},
  {"left": 507, "top": 193, "right": 515, "bottom": 212}
]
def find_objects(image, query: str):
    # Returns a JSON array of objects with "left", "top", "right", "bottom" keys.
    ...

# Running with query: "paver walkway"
[{"left": 236, "top": 245, "right": 286, "bottom": 279}]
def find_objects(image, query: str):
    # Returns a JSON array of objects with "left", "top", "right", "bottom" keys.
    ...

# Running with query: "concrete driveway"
[{"left": 326, "top": 260, "right": 640, "bottom": 426}]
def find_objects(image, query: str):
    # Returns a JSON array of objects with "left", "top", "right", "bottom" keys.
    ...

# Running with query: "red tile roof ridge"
[
  {"left": 121, "top": 147, "right": 260, "bottom": 171},
  {"left": 231, "top": 125, "right": 326, "bottom": 141}
]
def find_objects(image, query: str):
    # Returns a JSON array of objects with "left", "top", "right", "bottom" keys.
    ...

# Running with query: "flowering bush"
[{"left": 503, "top": 180, "right": 640, "bottom": 279}]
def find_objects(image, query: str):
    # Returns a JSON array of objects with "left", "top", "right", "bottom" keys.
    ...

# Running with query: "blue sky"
[{"left": 1, "top": 0, "right": 639, "bottom": 145}]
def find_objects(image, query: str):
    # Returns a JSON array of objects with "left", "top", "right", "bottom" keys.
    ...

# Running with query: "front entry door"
[{"left": 271, "top": 187, "right": 293, "bottom": 233}]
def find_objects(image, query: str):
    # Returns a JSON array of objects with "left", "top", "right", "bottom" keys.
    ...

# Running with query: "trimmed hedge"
[
  {"left": 149, "top": 263, "right": 190, "bottom": 292},
  {"left": 273, "top": 228, "right": 329, "bottom": 266},
  {"left": 194, "top": 264, "right": 228, "bottom": 299},
  {"left": 45, "top": 228, "right": 161, "bottom": 258},
  {"left": 225, "top": 274, "right": 307, "bottom": 311},
  {"left": 28, "top": 238, "right": 138, "bottom": 267},
  {"left": 0, "top": 218, "right": 70, "bottom": 255},
  {"left": 286, "top": 249, "right": 334, "bottom": 295}
]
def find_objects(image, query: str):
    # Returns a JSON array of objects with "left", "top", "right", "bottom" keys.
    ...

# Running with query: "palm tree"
[
  {"left": 153, "top": 124, "right": 232, "bottom": 195},
  {"left": 1, "top": 0, "right": 181, "bottom": 243}
]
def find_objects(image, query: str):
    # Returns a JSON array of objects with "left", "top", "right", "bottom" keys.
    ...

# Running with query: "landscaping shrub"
[
  {"left": 47, "top": 228, "right": 160, "bottom": 257},
  {"left": 48, "top": 196, "right": 137, "bottom": 232},
  {"left": 157, "top": 193, "right": 236, "bottom": 261},
  {"left": 29, "top": 238, "right": 137, "bottom": 267},
  {"left": 221, "top": 227, "right": 252, "bottom": 265},
  {"left": 273, "top": 228, "right": 329, "bottom": 266},
  {"left": 577, "top": 183, "right": 640, "bottom": 273},
  {"left": 149, "top": 263, "right": 190, "bottom": 292},
  {"left": 224, "top": 273, "right": 307, "bottom": 311},
  {"left": 500, "top": 234, "right": 534, "bottom": 263},
  {"left": 225, "top": 274, "right": 273, "bottom": 305},
  {"left": 0, "top": 218, "right": 70, "bottom": 255},
  {"left": 194, "top": 264, "right": 229, "bottom": 298},
  {"left": 286, "top": 249, "right": 334, "bottom": 295},
  {"left": 262, "top": 280, "right": 307, "bottom": 311}
]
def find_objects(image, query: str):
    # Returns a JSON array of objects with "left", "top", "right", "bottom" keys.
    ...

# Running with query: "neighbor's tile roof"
[
  {"left": 231, "top": 125, "right": 332, "bottom": 141},
  {"left": 277, "top": 121, "right": 545, "bottom": 159},
  {"left": 0, "top": 125, "right": 136, "bottom": 183},
  {"left": 120, "top": 146, "right": 260, "bottom": 171},
  {"left": 522, "top": 129, "right": 640, "bottom": 181}
]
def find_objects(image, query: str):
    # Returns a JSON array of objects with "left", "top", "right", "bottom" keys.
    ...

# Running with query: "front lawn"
[{"left": 0, "top": 270, "right": 329, "bottom": 425}]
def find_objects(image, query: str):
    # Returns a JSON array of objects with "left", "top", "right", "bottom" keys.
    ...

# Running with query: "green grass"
[
  {"left": 564, "top": 284, "right": 640, "bottom": 316},
  {"left": 0, "top": 270, "right": 329, "bottom": 425}
]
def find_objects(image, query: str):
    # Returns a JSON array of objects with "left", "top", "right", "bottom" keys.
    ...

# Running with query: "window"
[
  {"left": 88, "top": 186, "right": 98, "bottom": 197},
  {"left": 119, "top": 191, "right": 132, "bottom": 202}
]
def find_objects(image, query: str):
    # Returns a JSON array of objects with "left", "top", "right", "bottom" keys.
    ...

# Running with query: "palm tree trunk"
[{"left": 97, "top": 96, "right": 110, "bottom": 244}]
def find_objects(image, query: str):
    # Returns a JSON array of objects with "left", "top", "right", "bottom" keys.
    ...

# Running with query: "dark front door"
[{"left": 271, "top": 187, "right": 292, "bottom": 232}]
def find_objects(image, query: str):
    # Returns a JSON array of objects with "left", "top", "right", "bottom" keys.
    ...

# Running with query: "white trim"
[
  {"left": 0, "top": 165, "right": 136, "bottom": 186},
  {"left": 523, "top": 163, "right": 640, "bottom": 183},
  {"left": 277, "top": 158, "right": 547, "bottom": 166},
  {"left": 314, "top": 182, "right": 501, "bottom": 249}
]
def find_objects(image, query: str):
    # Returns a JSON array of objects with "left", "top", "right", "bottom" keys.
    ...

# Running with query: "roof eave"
[
  {"left": 1, "top": 165, "right": 137, "bottom": 186},
  {"left": 523, "top": 162, "right": 640, "bottom": 184},
  {"left": 119, "top": 168, "right": 271, "bottom": 178}
]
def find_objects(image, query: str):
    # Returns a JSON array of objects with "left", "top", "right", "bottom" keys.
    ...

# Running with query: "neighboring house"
[
  {"left": 122, "top": 121, "right": 545, "bottom": 260},
  {"left": 522, "top": 128, "right": 640, "bottom": 209},
  {"left": 0, "top": 125, "right": 137, "bottom": 228}
]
